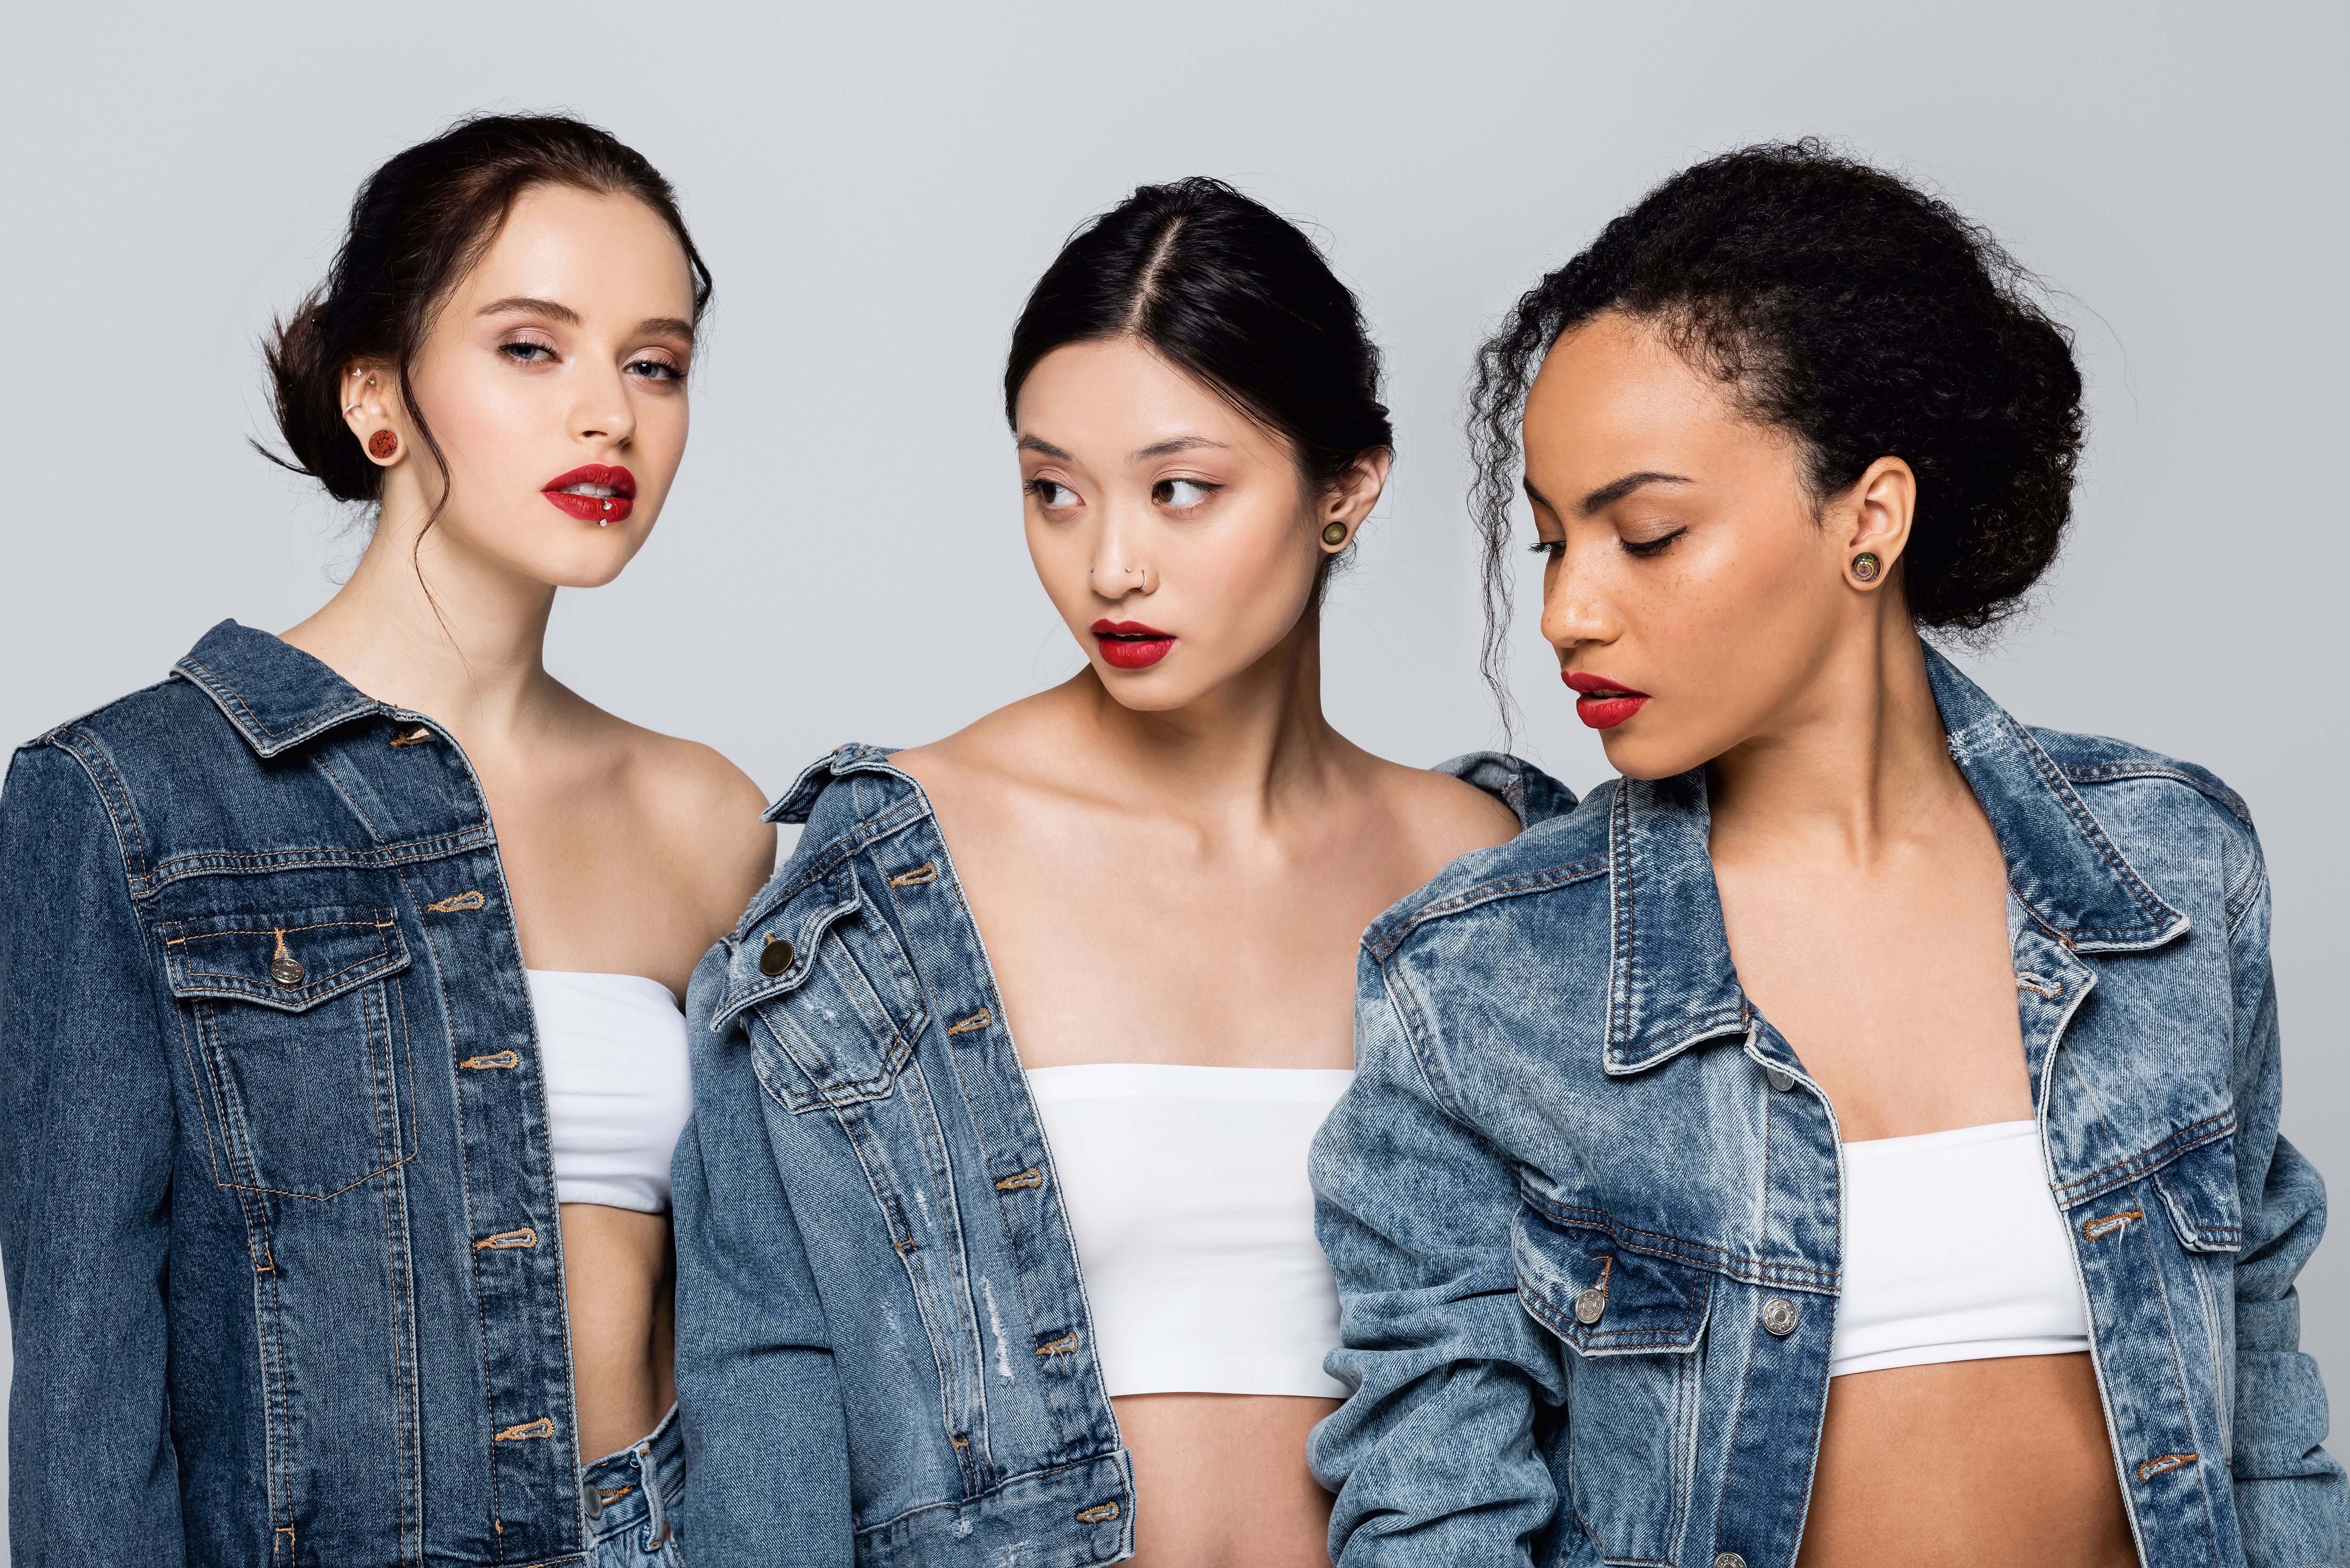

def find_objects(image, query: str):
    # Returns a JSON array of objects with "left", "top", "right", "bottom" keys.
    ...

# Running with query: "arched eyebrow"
[
  {"left": 1017, "top": 435, "right": 1073, "bottom": 460},
  {"left": 1130, "top": 436, "right": 1227, "bottom": 463},
  {"left": 478, "top": 296, "right": 581, "bottom": 325},
  {"left": 1574, "top": 471, "right": 1693, "bottom": 515}
]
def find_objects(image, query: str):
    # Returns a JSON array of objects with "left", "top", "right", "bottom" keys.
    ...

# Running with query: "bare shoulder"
[
  {"left": 611, "top": 722, "right": 776, "bottom": 908},
  {"left": 1362, "top": 754, "right": 1521, "bottom": 870},
  {"left": 894, "top": 690, "right": 1074, "bottom": 802}
]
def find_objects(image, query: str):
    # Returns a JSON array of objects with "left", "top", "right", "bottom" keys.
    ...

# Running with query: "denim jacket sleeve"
[
  {"left": 673, "top": 940, "right": 856, "bottom": 1566},
  {"left": 2220, "top": 839, "right": 2349, "bottom": 1566},
  {"left": 1308, "top": 947, "right": 1568, "bottom": 1566},
  {"left": 0, "top": 742, "right": 187, "bottom": 1568}
]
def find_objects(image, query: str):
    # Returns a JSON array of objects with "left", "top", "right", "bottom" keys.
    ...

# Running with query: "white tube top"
[
  {"left": 1026, "top": 1063, "right": 1355, "bottom": 1399},
  {"left": 1830, "top": 1119, "right": 2091, "bottom": 1377},
  {"left": 526, "top": 970, "right": 691, "bottom": 1215}
]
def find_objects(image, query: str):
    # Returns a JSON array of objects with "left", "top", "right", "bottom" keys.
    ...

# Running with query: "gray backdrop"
[{"left": 2, "top": 1, "right": 2342, "bottom": 1554}]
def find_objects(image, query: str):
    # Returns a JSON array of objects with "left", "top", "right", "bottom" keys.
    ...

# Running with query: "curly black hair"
[{"left": 1469, "top": 138, "right": 2085, "bottom": 716}]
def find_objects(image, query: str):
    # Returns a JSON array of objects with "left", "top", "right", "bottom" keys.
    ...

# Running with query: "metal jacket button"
[
  {"left": 1574, "top": 1287, "right": 1606, "bottom": 1325},
  {"left": 1765, "top": 1067, "right": 1796, "bottom": 1092},
  {"left": 269, "top": 955, "right": 306, "bottom": 987},
  {"left": 1761, "top": 1296, "right": 1800, "bottom": 1337},
  {"left": 759, "top": 937, "right": 795, "bottom": 977},
  {"left": 1715, "top": 1554, "right": 1747, "bottom": 1568}
]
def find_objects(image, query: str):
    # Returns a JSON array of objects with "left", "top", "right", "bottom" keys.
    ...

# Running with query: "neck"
[
  {"left": 1059, "top": 609, "right": 1347, "bottom": 817},
  {"left": 281, "top": 495, "right": 561, "bottom": 747},
  {"left": 1705, "top": 612, "right": 1958, "bottom": 866}
]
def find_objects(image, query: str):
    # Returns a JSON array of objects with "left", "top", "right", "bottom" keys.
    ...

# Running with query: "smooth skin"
[
  {"left": 1521, "top": 312, "right": 2133, "bottom": 1568},
  {"left": 898, "top": 336, "right": 1519, "bottom": 1568},
  {"left": 282, "top": 183, "right": 773, "bottom": 1464}
]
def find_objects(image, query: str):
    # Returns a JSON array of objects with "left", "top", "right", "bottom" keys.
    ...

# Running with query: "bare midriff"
[
  {"left": 1797, "top": 1353, "right": 2134, "bottom": 1568},
  {"left": 559, "top": 1203, "right": 677, "bottom": 1464},
  {"left": 1115, "top": 1392, "right": 1340, "bottom": 1567}
]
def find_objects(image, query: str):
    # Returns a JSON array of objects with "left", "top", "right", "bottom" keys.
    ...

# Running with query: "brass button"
[
  {"left": 269, "top": 954, "right": 306, "bottom": 987},
  {"left": 759, "top": 937, "right": 795, "bottom": 977}
]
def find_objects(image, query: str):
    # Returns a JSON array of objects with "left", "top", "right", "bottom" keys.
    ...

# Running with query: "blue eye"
[
  {"left": 626, "top": 358, "right": 682, "bottom": 381},
  {"left": 500, "top": 341, "right": 554, "bottom": 363}
]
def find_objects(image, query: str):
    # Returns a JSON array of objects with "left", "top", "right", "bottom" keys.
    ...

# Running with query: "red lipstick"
[
  {"left": 542, "top": 464, "right": 636, "bottom": 524},
  {"left": 1564, "top": 671, "right": 1650, "bottom": 730},
  {"left": 1091, "top": 619, "right": 1175, "bottom": 670}
]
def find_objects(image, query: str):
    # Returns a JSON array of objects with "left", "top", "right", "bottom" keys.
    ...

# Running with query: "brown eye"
[{"left": 1152, "top": 478, "right": 1216, "bottom": 508}]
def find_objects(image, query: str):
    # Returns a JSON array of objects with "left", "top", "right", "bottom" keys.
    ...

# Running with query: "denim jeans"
[{"left": 584, "top": 1405, "right": 685, "bottom": 1567}]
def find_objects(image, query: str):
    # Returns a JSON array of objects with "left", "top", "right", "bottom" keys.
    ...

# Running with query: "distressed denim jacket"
[
  {"left": 1309, "top": 649, "right": 2346, "bottom": 1568},
  {"left": 1, "top": 623, "right": 595, "bottom": 1568},
  {"left": 672, "top": 743, "right": 1567, "bottom": 1568}
]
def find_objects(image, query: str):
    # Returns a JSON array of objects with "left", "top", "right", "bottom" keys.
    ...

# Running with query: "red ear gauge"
[{"left": 367, "top": 429, "right": 399, "bottom": 460}]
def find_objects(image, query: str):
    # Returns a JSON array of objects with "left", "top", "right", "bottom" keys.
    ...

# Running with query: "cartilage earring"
[
  {"left": 1850, "top": 551, "right": 1881, "bottom": 584},
  {"left": 367, "top": 429, "right": 399, "bottom": 460},
  {"left": 1321, "top": 522, "right": 1349, "bottom": 547}
]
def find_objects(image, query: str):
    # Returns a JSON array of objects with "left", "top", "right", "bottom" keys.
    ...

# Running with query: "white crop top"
[
  {"left": 1830, "top": 1119, "right": 2091, "bottom": 1377},
  {"left": 1026, "top": 1064, "right": 1355, "bottom": 1399},
  {"left": 527, "top": 970, "right": 692, "bottom": 1214}
]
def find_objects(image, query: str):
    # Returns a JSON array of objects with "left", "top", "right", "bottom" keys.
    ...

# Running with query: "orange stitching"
[
  {"left": 167, "top": 917, "right": 396, "bottom": 947},
  {"left": 1036, "top": 1331, "right": 1081, "bottom": 1357},
  {"left": 1076, "top": 1503, "right": 1121, "bottom": 1523},
  {"left": 494, "top": 1417, "right": 554, "bottom": 1441},
  {"left": 597, "top": 1484, "right": 636, "bottom": 1506},
  {"left": 946, "top": 1009, "right": 992, "bottom": 1035},
  {"left": 889, "top": 862, "right": 939, "bottom": 887},
  {"left": 460, "top": 1051, "right": 520, "bottom": 1070},
  {"left": 2084, "top": 1209, "right": 2144, "bottom": 1240},
  {"left": 425, "top": 890, "right": 485, "bottom": 913},
  {"left": 2138, "top": 1452, "right": 2196, "bottom": 1482},
  {"left": 995, "top": 1168, "right": 1043, "bottom": 1190},
  {"left": 388, "top": 725, "right": 436, "bottom": 748},
  {"left": 474, "top": 1228, "right": 538, "bottom": 1251}
]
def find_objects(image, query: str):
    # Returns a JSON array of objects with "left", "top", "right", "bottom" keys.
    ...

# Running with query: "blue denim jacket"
[
  {"left": 1, "top": 622, "right": 595, "bottom": 1567},
  {"left": 672, "top": 744, "right": 1569, "bottom": 1568},
  {"left": 1308, "top": 648, "right": 2345, "bottom": 1568}
]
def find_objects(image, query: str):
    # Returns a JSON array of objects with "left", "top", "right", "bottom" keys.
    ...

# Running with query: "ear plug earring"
[
  {"left": 1850, "top": 552, "right": 1881, "bottom": 584},
  {"left": 367, "top": 429, "right": 399, "bottom": 460},
  {"left": 1321, "top": 522, "right": 1349, "bottom": 547}
]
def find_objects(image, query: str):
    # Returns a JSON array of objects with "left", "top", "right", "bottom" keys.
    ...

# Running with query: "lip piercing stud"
[{"left": 1851, "top": 551, "right": 1882, "bottom": 584}]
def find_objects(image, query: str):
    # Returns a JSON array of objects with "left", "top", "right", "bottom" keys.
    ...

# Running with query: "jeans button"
[
  {"left": 585, "top": 1488, "right": 603, "bottom": 1521},
  {"left": 1574, "top": 1286, "right": 1606, "bottom": 1325},
  {"left": 1761, "top": 1296, "right": 1800, "bottom": 1336},
  {"left": 1764, "top": 1067, "right": 1796, "bottom": 1093},
  {"left": 759, "top": 936, "right": 796, "bottom": 976},
  {"left": 1714, "top": 1554, "right": 1747, "bottom": 1568}
]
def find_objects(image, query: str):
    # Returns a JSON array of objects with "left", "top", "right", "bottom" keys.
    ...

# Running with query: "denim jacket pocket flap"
[
  {"left": 1512, "top": 1206, "right": 1712, "bottom": 1356},
  {"left": 721, "top": 875, "right": 928, "bottom": 1115},
  {"left": 161, "top": 907, "right": 409, "bottom": 1014},
  {"left": 2150, "top": 1129, "right": 2244, "bottom": 1255}
]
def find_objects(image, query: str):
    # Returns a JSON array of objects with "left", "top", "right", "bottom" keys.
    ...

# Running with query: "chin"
[{"left": 1596, "top": 730, "right": 1706, "bottom": 783}]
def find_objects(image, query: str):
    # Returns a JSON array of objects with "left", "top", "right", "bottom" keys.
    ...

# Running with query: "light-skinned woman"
[
  {"left": 0, "top": 113, "right": 765, "bottom": 1567},
  {"left": 675, "top": 177, "right": 1528, "bottom": 1567}
]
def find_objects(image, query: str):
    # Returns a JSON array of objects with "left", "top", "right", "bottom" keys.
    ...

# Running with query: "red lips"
[
  {"left": 542, "top": 463, "right": 637, "bottom": 523},
  {"left": 1091, "top": 619, "right": 1175, "bottom": 670},
  {"left": 1564, "top": 671, "right": 1650, "bottom": 730}
]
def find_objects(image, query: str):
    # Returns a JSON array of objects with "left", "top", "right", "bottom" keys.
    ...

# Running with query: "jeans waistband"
[{"left": 581, "top": 1404, "right": 684, "bottom": 1554}]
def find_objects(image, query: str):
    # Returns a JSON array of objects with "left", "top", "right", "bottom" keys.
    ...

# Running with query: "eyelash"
[
  {"left": 498, "top": 341, "right": 684, "bottom": 381},
  {"left": 1526, "top": 528, "right": 1687, "bottom": 560}
]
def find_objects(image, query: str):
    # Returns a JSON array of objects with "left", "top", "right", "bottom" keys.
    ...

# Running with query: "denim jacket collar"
[
  {"left": 172, "top": 619, "right": 388, "bottom": 758},
  {"left": 1605, "top": 645, "right": 2189, "bottom": 1077}
]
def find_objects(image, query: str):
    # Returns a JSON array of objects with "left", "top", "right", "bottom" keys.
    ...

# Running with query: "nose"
[
  {"left": 1540, "top": 562, "right": 1622, "bottom": 654},
  {"left": 572, "top": 361, "right": 637, "bottom": 449},
  {"left": 1086, "top": 501, "right": 1152, "bottom": 601}
]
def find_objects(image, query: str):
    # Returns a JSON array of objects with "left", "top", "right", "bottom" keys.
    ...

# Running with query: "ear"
[
  {"left": 1317, "top": 447, "right": 1394, "bottom": 553},
  {"left": 339, "top": 362, "right": 410, "bottom": 468},
  {"left": 1837, "top": 455, "right": 1915, "bottom": 592}
]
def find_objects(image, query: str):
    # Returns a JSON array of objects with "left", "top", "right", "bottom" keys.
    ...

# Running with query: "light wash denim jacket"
[
  {"left": 1, "top": 623, "right": 598, "bottom": 1568},
  {"left": 1309, "top": 649, "right": 2345, "bottom": 1568},
  {"left": 673, "top": 744, "right": 1567, "bottom": 1568}
]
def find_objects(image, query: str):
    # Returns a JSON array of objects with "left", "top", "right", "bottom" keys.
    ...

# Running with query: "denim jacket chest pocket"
[
  {"left": 715, "top": 862, "right": 930, "bottom": 1116},
  {"left": 1512, "top": 1203, "right": 1713, "bottom": 1567},
  {"left": 158, "top": 904, "right": 414, "bottom": 1200}
]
